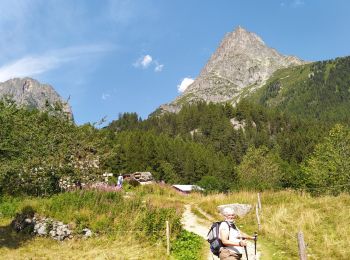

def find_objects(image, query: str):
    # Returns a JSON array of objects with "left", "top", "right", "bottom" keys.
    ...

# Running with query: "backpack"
[{"left": 207, "top": 221, "right": 231, "bottom": 256}]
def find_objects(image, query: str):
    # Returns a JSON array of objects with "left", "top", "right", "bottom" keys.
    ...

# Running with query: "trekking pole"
[
  {"left": 254, "top": 232, "right": 258, "bottom": 256},
  {"left": 242, "top": 238, "right": 248, "bottom": 260}
]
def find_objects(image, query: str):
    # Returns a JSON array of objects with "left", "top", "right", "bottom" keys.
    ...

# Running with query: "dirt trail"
[{"left": 181, "top": 204, "right": 260, "bottom": 260}]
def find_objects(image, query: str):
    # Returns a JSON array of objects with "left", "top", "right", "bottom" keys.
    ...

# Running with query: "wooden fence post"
[
  {"left": 297, "top": 231, "right": 307, "bottom": 260},
  {"left": 166, "top": 220, "right": 170, "bottom": 255},
  {"left": 255, "top": 204, "right": 261, "bottom": 231},
  {"left": 257, "top": 192, "right": 262, "bottom": 212}
]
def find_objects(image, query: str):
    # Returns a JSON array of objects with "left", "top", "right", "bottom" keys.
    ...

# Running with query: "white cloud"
[
  {"left": 0, "top": 56, "right": 61, "bottom": 82},
  {"left": 154, "top": 61, "right": 164, "bottom": 72},
  {"left": 133, "top": 54, "right": 153, "bottom": 69},
  {"left": 142, "top": 55, "right": 153, "bottom": 68},
  {"left": 177, "top": 77, "right": 194, "bottom": 93},
  {"left": 292, "top": 0, "right": 305, "bottom": 7},
  {"left": 0, "top": 44, "right": 113, "bottom": 82},
  {"left": 0, "top": 1, "right": 126, "bottom": 63},
  {"left": 102, "top": 93, "right": 111, "bottom": 100},
  {"left": 280, "top": 0, "right": 305, "bottom": 8},
  {"left": 133, "top": 55, "right": 164, "bottom": 72}
]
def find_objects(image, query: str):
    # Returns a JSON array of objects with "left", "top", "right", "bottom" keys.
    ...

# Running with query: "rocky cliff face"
[
  {"left": 0, "top": 77, "right": 73, "bottom": 119},
  {"left": 161, "top": 26, "right": 306, "bottom": 113}
]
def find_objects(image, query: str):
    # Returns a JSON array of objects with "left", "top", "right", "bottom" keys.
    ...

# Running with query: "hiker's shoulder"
[{"left": 219, "top": 221, "right": 230, "bottom": 230}]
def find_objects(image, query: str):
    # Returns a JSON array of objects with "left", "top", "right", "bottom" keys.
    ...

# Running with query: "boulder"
[
  {"left": 217, "top": 203, "right": 252, "bottom": 217},
  {"left": 82, "top": 228, "right": 93, "bottom": 238}
]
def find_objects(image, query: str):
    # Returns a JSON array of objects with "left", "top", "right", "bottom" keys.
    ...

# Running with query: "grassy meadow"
[
  {"left": 197, "top": 191, "right": 350, "bottom": 259},
  {"left": 1, "top": 185, "right": 349, "bottom": 259},
  {"left": 0, "top": 185, "right": 187, "bottom": 260}
]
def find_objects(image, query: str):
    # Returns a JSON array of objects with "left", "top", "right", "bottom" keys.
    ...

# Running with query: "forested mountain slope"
[
  {"left": 108, "top": 55, "right": 350, "bottom": 194},
  {"left": 251, "top": 56, "right": 350, "bottom": 122}
]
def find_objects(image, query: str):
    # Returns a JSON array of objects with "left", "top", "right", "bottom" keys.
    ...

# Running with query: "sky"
[{"left": 0, "top": 0, "right": 349, "bottom": 125}]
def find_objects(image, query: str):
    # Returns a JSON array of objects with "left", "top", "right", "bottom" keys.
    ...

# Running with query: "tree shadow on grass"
[
  {"left": 0, "top": 223, "right": 34, "bottom": 249},
  {"left": 0, "top": 205, "right": 35, "bottom": 249}
]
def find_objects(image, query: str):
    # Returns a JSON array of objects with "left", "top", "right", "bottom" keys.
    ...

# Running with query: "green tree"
[
  {"left": 157, "top": 161, "right": 178, "bottom": 183},
  {"left": 237, "top": 146, "right": 283, "bottom": 190},
  {"left": 302, "top": 124, "right": 350, "bottom": 195}
]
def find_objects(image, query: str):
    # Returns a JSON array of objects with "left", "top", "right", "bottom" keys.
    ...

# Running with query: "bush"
[{"left": 171, "top": 230, "right": 204, "bottom": 260}]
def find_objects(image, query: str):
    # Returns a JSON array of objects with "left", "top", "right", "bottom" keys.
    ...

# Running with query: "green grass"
[
  {"left": 197, "top": 191, "right": 350, "bottom": 259},
  {"left": 0, "top": 230, "right": 169, "bottom": 260},
  {"left": 1, "top": 187, "right": 349, "bottom": 259},
  {"left": 0, "top": 185, "right": 185, "bottom": 259},
  {"left": 0, "top": 196, "right": 22, "bottom": 219}
]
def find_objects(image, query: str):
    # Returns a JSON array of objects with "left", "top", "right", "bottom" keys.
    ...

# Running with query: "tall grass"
[
  {"left": 0, "top": 196, "right": 22, "bottom": 219},
  {"left": 39, "top": 189, "right": 181, "bottom": 240},
  {"left": 0, "top": 185, "right": 185, "bottom": 259},
  {"left": 197, "top": 191, "right": 350, "bottom": 259}
]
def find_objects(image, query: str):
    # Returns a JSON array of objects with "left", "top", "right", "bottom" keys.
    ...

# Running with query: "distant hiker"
[
  {"left": 218, "top": 207, "right": 255, "bottom": 260},
  {"left": 117, "top": 174, "right": 124, "bottom": 188},
  {"left": 75, "top": 180, "right": 82, "bottom": 190}
]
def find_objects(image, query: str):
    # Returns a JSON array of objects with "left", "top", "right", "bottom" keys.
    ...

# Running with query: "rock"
[
  {"left": 82, "top": 228, "right": 92, "bottom": 238},
  {"left": 11, "top": 213, "right": 80, "bottom": 241},
  {"left": 36, "top": 224, "right": 48, "bottom": 236},
  {"left": 24, "top": 218, "right": 32, "bottom": 224},
  {"left": 217, "top": 204, "right": 252, "bottom": 217},
  {"left": 56, "top": 229, "right": 64, "bottom": 236},
  {"left": 0, "top": 77, "right": 73, "bottom": 120}
]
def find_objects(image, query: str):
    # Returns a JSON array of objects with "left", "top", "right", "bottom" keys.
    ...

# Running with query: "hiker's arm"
[
  {"left": 220, "top": 229, "right": 247, "bottom": 247},
  {"left": 238, "top": 231, "right": 255, "bottom": 240}
]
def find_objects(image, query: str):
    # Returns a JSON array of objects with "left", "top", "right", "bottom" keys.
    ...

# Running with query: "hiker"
[
  {"left": 219, "top": 207, "right": 255, "bottom": 260},
  {"left": 117, "top": 174, "right": 123, "bottom": 188}
]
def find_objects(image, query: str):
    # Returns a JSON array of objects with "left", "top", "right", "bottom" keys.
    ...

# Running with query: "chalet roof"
[{"left": 172, "top": 185, "right": 204, "bottom": 192}]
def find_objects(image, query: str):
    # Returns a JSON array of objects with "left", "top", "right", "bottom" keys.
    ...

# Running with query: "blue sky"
[{"left": 0, "top": 0, "right": 349, "bottom": 125}]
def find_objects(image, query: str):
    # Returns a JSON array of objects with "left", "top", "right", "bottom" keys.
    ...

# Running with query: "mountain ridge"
[
  {"left": 0, "top": 77, "right": 73, "bottom": 120},
  {"left": 160, "top": 26, "right": 306, "bottom": 113}
]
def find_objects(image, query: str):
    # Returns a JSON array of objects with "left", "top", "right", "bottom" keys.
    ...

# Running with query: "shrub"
[{"left": 171, "top": 230, "right": 204, "bottom": 260}]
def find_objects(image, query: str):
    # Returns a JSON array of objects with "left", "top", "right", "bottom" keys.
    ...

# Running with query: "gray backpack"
[{"left": 207, "top": 221, "right": 231, "bottom": 256}]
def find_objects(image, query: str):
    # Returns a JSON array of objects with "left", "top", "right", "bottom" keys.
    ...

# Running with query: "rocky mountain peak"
[
  {"left": 0, "top": 77, "right": 73, "bottom": 120},
  {"left": 160, "top": 26, "right": 306, "bottom": 114},
  {"left": 228, "top": 26, "right": 265, "bottom": 47}
]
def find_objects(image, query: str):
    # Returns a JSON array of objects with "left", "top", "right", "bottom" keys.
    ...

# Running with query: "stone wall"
[{"left": 11, "top": 212, "right": 92, "bottom": 241}]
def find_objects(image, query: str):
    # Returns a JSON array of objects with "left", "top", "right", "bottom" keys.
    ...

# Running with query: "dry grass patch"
[
  {"left": 192, "top": 191, "right": 350, "bottom": 259},
  {"left": 0, "top": 234, "right": 168, "bottom": 260}
]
